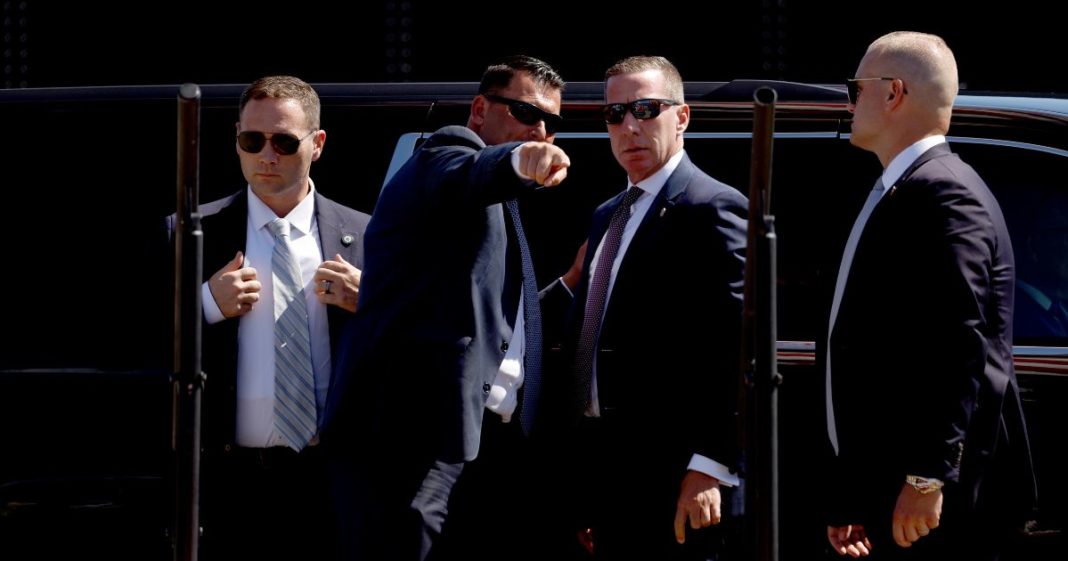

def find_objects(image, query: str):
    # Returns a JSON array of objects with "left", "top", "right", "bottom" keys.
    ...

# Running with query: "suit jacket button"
[
  {"left": 501, "top": 341, "right": 509, "bottom": 352},
  {"left": 482, "top": 383, "right": 491, "bottom": 393}
]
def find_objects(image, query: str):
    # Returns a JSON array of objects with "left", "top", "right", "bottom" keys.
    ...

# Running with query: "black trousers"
[
  {"left": 433, "top": 412, "right": 588, "bottom": 561},
  {"left": 330, "top": 411, "right": 586, "bottom": 561},
  {"left": 200, "top": 444, "right": 338, "bottom": 561},
  {"left": 571, "top": 415, "right": 744, "bottom": 561}
]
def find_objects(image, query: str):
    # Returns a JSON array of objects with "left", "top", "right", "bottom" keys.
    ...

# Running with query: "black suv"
[{"left": 1, "top": 81, "right": 1065, "bottom": 560}]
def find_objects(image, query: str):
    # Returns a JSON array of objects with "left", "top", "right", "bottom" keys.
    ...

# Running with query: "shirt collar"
[
  {"left": 882, "top": 135, "right": 946, "bottom": 188},
  {"left": 247, "top": 179, "right": 317, "bottom": 235},
  {"left": 630, "top": 149, "right": 686, "bottom": 196}
]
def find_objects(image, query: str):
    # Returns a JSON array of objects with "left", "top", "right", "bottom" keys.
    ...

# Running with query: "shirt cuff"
[
  {"left": 687, "top": 454, "right": 740, "bottom": 487},
  {"left": 201, "top": 282, "right": 225, "bottom": 324},
  {"left": 510, "top": 145, "right": 532, "bottom": 180}
]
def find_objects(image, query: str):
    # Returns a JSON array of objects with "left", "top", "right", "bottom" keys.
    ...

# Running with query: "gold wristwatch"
[{"left": 905, "top": 475, "right": 944, "bottom": 494}]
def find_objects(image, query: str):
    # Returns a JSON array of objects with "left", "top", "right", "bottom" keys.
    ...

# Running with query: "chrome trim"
[
  {"left": 838, "top": 133, "right": 1068, "bottom": 158},
  {"left": 947, "top": 136, "right": 1068, "bottom": 158},
  {"left": 1014, "top": 346, "right": 1068, "bottom": 357}
]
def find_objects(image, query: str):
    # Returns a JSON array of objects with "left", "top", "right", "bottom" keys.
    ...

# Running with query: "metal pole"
[
  {"left": 742, "top": 86, "right": 780, "bottom": 561},
  {"left": 173, "top": 82, "right": 204, "bottom": 561}
]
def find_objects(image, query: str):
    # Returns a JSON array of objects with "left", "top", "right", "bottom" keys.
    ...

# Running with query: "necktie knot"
[
  {"left": 622, "top": 186, "right": 643, "bottom": 208},
  {"left": 873, "top": 178, "right": 886, "bottom": 192},
  {"left": 269, "top": 218, "right": 291, "bottom": 239}
]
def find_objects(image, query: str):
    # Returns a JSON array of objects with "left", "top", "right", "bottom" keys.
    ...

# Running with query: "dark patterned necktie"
[
  {"left": 573, "top": 187, "right": 643, "bottom": 411},
  {"left": 505, "top": 199, "right": 542, "bottom": 434}
]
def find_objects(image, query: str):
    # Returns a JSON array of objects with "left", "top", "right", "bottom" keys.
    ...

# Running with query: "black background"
[{"left": 4, "top": 0, "right": 1064, "bottom": 94}]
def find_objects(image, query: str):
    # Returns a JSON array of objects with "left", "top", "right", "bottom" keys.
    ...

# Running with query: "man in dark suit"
[
  {"left": 551, "top": 55, "right": 747, "bottom": 560},
  {"left": 822, "top": 32, "right": 1037, "bottom": 561},
  {"left": 322, "top": 56, "right": 572, "bottom": 561},
  {"left": 168, "top": 75, "right": 370, "bottom": 560}
]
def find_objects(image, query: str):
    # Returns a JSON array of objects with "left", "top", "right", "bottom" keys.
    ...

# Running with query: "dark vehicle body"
[{"left": 1, "top": 81, "right": 1065, "bottom": 559}]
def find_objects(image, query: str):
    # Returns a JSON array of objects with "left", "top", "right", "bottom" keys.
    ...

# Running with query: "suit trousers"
[
  {"left": 200, "top": 444, "right": 338, "bottom": 561},
  {"left": 571, "top": 415, "right": 744, "bottom": 561},
  {"left": 433, "top": 411, "right": 588, "bottom": 561}
]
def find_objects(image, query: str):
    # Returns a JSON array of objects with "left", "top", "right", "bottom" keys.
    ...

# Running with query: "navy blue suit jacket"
[
  {"left": 822, "top": 143, "right": 1036, "bottom": 529},
  {"left": 558, "top": 151, "right": 748, "bottom": 474},
  {"left": 323, "top": 126, "right": 536, "bottom": 464}
]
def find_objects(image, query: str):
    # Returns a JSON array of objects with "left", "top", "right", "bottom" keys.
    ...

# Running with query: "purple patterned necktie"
[{"left": 574, "top": 187, "right": 643, "bottom": 410}]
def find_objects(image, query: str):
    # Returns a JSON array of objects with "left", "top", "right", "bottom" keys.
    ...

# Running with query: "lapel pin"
[{"left": 341, "top": 234, "right": 355, "bottom": 247}]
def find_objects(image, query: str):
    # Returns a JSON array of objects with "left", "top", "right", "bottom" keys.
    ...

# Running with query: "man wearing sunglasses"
[
  {"left": 822, "top": 32, "right": 1036, "bottom": 561},
  {"left": 550, "top": 56, "right": 748, "bottom": 560},
  {"left": 323, "top": 56, "right": 573, "bottom": 561},
  {"left": 166, "top": 75, "right": 370, "bottom": 561}
]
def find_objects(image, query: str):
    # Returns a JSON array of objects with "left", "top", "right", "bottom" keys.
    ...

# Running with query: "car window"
[{"left": 954, "top": 140, "right": 1068, "bottom": 346}]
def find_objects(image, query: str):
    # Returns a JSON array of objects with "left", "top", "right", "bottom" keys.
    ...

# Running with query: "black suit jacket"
[
  {"left": 323, "top": 126, "right": 536, "bottom": 464},
  {"left": 558, "top": 151, "right": 748, "bottom": 475},
  {"left": 822, "top": 143, "right": 1037, "bottom": 529},
  {"left": 166, "top": 189, "right": 370, "bottom": 455}
]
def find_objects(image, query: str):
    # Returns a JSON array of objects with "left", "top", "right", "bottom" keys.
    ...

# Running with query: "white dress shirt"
[{"left": 202, "top": 183, "right": 332, "bottom": 448}]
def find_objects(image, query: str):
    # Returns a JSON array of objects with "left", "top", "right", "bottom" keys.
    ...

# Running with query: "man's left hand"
[
  {"left": 892, "top": 483, "right": 942, "bottom": 548},
  {"left": 673, "top": 470, "right": 722, "bottom": 544},
  {"left": 315, "top": 253, "right": 361, "bottom": 313}
]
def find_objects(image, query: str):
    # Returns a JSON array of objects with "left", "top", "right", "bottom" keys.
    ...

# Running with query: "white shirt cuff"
[
  {"left": 201, "top": 282, "right": 225, "bottom": 324},
  {"left": 687, "top": 454, "right": 739, "bottom": 487},
  {"left": 510, "top": 144, "right": 532, "bottom": 180}
]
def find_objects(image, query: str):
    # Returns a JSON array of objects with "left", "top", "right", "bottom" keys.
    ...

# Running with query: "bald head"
[{"left": 864, "top": 31, "right": 958, "bottom": 119}]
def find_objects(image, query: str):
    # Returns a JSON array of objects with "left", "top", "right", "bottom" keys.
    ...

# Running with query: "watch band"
[{"left": 906, "top": 475, "right": 945, "bottom": 494}]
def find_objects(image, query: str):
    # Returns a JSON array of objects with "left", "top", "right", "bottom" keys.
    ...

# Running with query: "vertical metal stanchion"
[
  {"left": 173, "top": 82, "right": 203, "bottom": 561},
  {"left": 741, "top": 86, "right": 780, "bottom": 561}
]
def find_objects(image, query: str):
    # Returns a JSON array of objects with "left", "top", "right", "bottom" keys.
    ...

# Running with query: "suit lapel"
[
  {"left": 202, "top": 191, "right": 249, "bottom": 276},
  {"left": 314, "top": 192, "right": 363, "bottom": 265},
  {"left": 616, "top": 153, "right": 694, "bottom": 277}
]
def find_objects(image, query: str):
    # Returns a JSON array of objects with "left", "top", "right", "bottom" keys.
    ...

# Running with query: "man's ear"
[
  {"left": 469, "top": 94, "right": 488, "bottom": 128},
  {"left": 887, "top": 79, "right": 906, "bottom": 107},
  {"left": 676, "top": 103, "right": 690, "bottom": 133}
]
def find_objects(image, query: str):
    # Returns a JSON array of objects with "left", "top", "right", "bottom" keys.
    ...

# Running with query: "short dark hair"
[
  {"left": 239, "top": 75, "right": 321, "bottom": 130},
  {"left": 605, "top": 56, "right": 685, "bottom": 103},
  {"left": 478, "top": 55, "right": 565, "bottom": 95}
]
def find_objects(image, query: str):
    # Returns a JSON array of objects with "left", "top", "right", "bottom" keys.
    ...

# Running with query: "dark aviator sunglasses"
[
  {"left": 845, "top": 77, "right": 905, "bottom": 105},
  {"left": 602, "top": 98, "right": 680, "bottom": 125},
  {"left": 483, "top": 94, "right": 563, "bottom": 134},
  {"left": 237, "top": 129, "right": 317, "bottom": 156}
]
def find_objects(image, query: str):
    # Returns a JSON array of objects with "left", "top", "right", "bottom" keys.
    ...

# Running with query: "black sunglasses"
[
  {"left": 845, "top": 77, "right": 904, "bottom": 105},
  {"left": 236, "top": 129, "right": 317, "bottom": 156},
  {"left": 483, "top": 94, "right": 563, "bottom": 134},
  {"left": 602, "top": 98, "right": 680, "bottom": 125}
]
